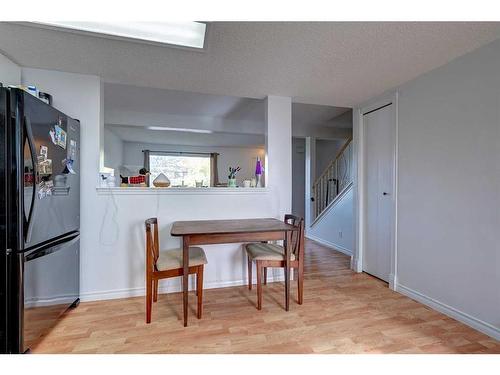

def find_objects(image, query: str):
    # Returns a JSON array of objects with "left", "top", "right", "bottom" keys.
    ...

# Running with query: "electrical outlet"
[{"left": 338, "top": 231, "right": 343, "bottom": 238}]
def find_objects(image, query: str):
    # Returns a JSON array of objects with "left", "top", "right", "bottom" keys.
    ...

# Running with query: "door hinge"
[{"left": 6, "top": 248, "right": 12, "bottom": 255}]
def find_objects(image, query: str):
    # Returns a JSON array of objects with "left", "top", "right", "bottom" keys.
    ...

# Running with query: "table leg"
[
  {"left": 183, "top": 236, "right": 189, "bottom": 327},
  {"left": 285, "top": 230, "right": 291, "bottom": 311}
]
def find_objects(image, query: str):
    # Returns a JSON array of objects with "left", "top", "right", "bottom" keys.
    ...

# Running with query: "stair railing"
[{"left": 311, "top": 138, "right": 353, "bottom": 221}]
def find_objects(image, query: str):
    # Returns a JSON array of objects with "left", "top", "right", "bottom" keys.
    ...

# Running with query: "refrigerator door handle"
[
  {"left": 22, "top": 231, "right": 80, "bottom": 259},
  {"left": 23, "top": 116, "right": 37, "bottom": 243},
  {"left": 25, "top": 234, "right": 79, "bottom": 262}
]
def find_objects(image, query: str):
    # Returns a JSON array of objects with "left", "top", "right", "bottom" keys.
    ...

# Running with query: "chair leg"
[
  {"left": 197, "top": 265, "right": 204, "bottom": 319},
  {"left": 263, "top": 267, "right": 267, "bottom": 285},
  {"left": 298, "top": 265, "right": 304, "bottom": 305},
  {"left": 153, "top": 279, "right": 158, "bottom": 302},
  {"left": 247, "top": 255, "right": 252, "bottom": 290},
  {"left": 146, "top": 276, "right": 153, "bottom": 324},
  {"left": 256, "top": 262, "right": 263, "bottom": 310}
]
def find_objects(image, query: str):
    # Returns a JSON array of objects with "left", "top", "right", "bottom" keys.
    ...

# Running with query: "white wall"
[
  {"left": 315, "top": 139, "right": 345, "bottom": 178},
  {"left": 18, "top": 67, "right": 292, "bottom": 302},
  {"left": 307, "top": 186, "right": 354, "bottom": 255},
  {"left": 292, "top": 137, "right": 305, "bottom": 219},
  {"left": 396, "top": 39, "right": 500, "bottom": 337},
  {"left": 304, "top": 137, "right": 316, "bottom": 230},
  {"left": 91, "top": 190, "right": 285, "bottom": 300},
  {"left": 119, "top": 141, "right": 265, "bottom": 186},
  {"left": 355, "top": 39, "right": 500, "bottom": 339},
  {"left": 325, "top": 110, "right": 352, "bottom": 128},
  {"left": 0, "top": 52, "right": 21, "bottom": 85},
  {"left": 266, "top": 96, "right": 292, "bottom": 218},
  {"left": 293, "top": 109, "right": 352, "bottom": 140},
  {"left": 103, "top": 128, "right": 123, "bottom": 177}
]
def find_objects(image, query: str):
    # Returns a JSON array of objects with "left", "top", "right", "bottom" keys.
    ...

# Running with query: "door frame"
[{"left": 353, "top": 91, "right": 399, "bottom": 290}]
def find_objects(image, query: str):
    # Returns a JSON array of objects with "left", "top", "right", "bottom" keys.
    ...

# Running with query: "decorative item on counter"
[
  {"left": 152, "top": 173, "right": 171, "bottom": 188},
  {"left": 120, "top": 168, "right": 149, "bottom": 187},
  {"left": 228, "top": 166, "right": 240, "bottom": 188},
  {"left": 99, "top": 172, "right": 116, "bottom": 188},
  {"left": 195, "top": 180, "right": 203, "bottom": 188},
  {"left": 242, "top": 179, "right": 251, "bottom": 188},
  {"left": 176, "top": 170, "right": 188, "bottom": 187},
  {"left": 250, "top": 177, "right": 256, "bottom": 187},
  {"left": 126, "top": 175, "right": 146, "bottom": 186},
  {"left": 255, "top": 157, "right": 263, "bottom": 187},
  {"left": 107, "top": 175, "right": 116, "bottom": 187}
]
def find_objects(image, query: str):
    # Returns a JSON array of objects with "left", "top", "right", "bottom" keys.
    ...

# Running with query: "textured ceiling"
[{"left": 2, "top": 22, "right": 499, "bottom": 106}]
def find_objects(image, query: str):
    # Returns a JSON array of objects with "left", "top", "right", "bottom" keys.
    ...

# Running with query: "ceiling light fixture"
[
  {"left": 147, "top": 126, "right": 213, "bottom": 134},
  {"left": 33, "top": 21, "right": 207, "bottom": 49}
]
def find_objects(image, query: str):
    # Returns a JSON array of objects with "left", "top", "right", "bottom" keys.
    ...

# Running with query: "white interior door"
[{"left": 363, "top": 103, "right": 395, "bottom": 282}]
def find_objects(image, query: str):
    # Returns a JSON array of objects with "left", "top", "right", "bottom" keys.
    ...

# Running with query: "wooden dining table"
[{"left": 171, "top": 218, "right": 298, "bottom": 327}]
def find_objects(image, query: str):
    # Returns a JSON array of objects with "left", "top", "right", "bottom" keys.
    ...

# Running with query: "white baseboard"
[
  {"left": 388, "top": 273, "right": 397, "bottom": 291},
  {"left": 305, "top": 234, "right": 353, "bottom": 256},
  {"left": 397, "top": 283, "right": 500, "bottom": 341},
  {"left": 80, "top": 275, "right": 285, "bottom": 303},
  {"left": 350, "top": 257, "right": 359, "bottom": 272},
  {"left": 25, "top": 294, "right": 77, "bottom": 308}
]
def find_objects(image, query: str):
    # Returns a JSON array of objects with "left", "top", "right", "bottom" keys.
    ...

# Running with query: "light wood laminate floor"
[{"left": 32, "top": 240, "right": 500, "bottom": 353}]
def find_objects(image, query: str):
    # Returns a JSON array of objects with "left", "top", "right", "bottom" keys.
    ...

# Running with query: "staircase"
[{"left": 311, "top": 138, "right": 353, "bottom": 223}]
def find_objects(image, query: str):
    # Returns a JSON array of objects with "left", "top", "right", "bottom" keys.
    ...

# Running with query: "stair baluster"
[{"left": 311, "top": 138, "right": 353, "bottom": 222}]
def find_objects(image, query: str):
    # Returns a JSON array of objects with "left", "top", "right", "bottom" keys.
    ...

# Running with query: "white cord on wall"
[
  {"left": 155, "top": 187, "right": 161, "bottom": 217},
  {"left": 99, "top": 186, "right": 120, "bottom": 246}
]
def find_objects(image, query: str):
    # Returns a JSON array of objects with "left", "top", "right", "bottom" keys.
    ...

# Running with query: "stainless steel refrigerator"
[{"left": 0, "top": 87, "right": 80, "bottom": 353}]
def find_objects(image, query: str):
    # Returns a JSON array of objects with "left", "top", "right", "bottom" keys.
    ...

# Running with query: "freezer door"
[
  {"left": 23, "top": 234, "right": 80, "bottom": 352},
  {"left": 20, "top": 92, "right": 80, "bottom": 250}
]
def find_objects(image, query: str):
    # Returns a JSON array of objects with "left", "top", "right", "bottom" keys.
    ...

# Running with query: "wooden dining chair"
[
  {"left": 245, "top": 215, "right": 305, "bottom": 310},
  {"left": 145, "top": 218, "right": 207, "bottom": 324}
]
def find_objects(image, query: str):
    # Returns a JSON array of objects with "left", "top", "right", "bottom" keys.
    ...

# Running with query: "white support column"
[
  {"left": 304, "top": 137, "right": 316, "bottom": 231},
  {"left": 265, "top": 96, "right": 292, "bottom": 219},
  {"left": 352, "top": 107, "right": 363, "bottom": 272},
  {"left": 99, "top": 81, "right": 105, "bottom": 173}
]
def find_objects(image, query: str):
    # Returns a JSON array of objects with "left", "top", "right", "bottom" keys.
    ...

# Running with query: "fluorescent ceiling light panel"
[
  {"left": 147, "top": 126, "right": 213, "bottom": 134},
  {"left": 36, "top": 21, "right": 206, "bottom": 49}
]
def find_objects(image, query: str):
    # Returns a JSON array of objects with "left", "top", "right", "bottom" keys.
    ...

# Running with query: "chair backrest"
[
  {"left": 284, "top": 214, "right": 305, "bottom": 261},
  {"left": 145, "top": 218, "right": 160, "bottom": 272}
]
